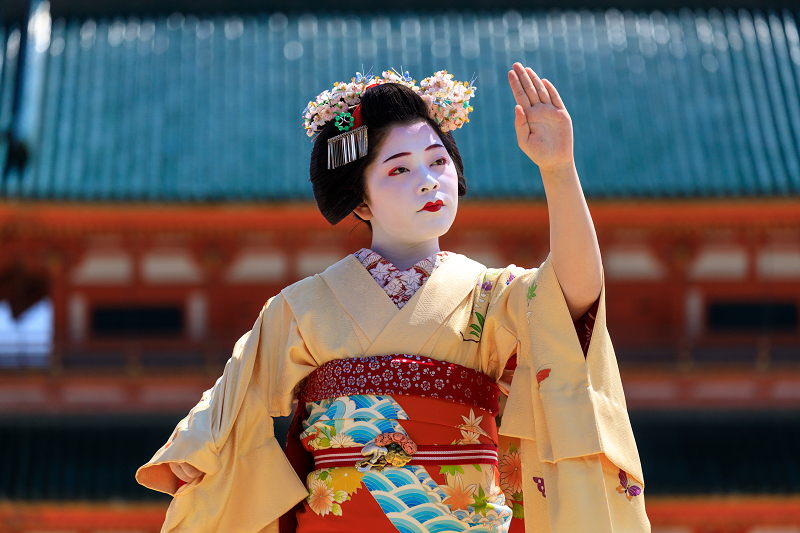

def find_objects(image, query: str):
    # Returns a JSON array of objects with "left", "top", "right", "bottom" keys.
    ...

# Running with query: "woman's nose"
[{"left": 420, "top": 173, "right": 440, "bottom": 193}]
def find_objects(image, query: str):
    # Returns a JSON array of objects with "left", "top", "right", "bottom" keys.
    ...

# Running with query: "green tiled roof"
[{"left": 2, "top": 8, "right": 800, "bottom": 201}]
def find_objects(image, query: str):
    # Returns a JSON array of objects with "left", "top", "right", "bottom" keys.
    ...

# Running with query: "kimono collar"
[
  {"left": 354, "top": 248, "right": 453, "bottom": 310},
  {"left": 318, "top": 253, "right": 485, "bottom": 355}
]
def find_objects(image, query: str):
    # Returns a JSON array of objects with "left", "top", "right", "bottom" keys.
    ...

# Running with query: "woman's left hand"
[{"left": 507, "top": 62, "right": 574, "bottom": 173}]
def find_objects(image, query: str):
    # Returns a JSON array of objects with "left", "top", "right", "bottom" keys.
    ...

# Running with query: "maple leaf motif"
[
  {"left": 458, "top": 429, "right": 482, "bottom": 444},
  {"left": 470, "top": 485, "right": 490, "bottom": 516},
  {"left": 441, "top": 474, "right": 477, "bottom": 511},
  {"left": 440, "top": 465, "right": 465, "bottom": 476},
  {"left": 457, "top": 409, "right": 490, "bottom": 438}
]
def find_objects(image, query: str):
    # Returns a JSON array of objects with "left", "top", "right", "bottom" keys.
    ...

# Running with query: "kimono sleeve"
[
  {"left": 487, "top": 253, "right": 650, "bottom": 533},
  {"left": 135, "top": 294, "right": 314, "bottom": 533}
]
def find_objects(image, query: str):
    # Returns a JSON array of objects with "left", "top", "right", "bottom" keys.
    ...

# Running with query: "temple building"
[{"left": 1, "top": 1, "right": 800, "bottom": 530}]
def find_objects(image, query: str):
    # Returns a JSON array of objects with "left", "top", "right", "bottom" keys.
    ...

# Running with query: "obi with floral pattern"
[{"left": 291, "top": 354, "right": 520, "bottom": 533}]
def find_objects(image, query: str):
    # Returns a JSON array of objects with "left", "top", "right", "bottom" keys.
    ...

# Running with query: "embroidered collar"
[{"left": 354, "top": 248, "right": 452, "bottom": 309}]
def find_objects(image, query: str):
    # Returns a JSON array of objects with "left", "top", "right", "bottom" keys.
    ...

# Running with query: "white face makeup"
[{"left": 354, "top": 121, "right": 459, "bottom": 250}]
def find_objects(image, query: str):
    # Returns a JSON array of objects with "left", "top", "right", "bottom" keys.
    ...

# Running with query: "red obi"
[{"left": 281, "top": 354, "right": 503, "bottom": 533}]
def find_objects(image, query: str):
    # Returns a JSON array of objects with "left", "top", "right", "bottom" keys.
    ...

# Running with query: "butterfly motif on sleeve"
[{"left": 616, "top": 469, "right": 642, "bottom": 501}]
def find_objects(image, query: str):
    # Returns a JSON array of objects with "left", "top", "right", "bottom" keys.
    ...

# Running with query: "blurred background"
[{"left": 1, "top": 0, "right": 800, "bottom": 530}]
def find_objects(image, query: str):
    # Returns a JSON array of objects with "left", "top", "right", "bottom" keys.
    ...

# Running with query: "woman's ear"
[{"left": 352, "top": 201, "right": 373, "bottom": 221}]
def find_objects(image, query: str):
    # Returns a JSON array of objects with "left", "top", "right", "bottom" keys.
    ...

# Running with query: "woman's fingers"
[
  {"left": 509, "top": 63, "right": 564, "bottom": 140},
  {"left": 181, "top": 462, "right": 202, "bottom": 479},
  {"left": 169, "top": 462, "right": 191, "bottom": 482},
  {"left": 508, "top": 69, "right": 532, "bottom": 109},
  {"left": 509, "top": 63, "right": 556, "bottom": 111},
  {"left": 542, "top": 78, "right": 565, "bottom": 109},
  {"left": 525, "top": 67, "right": 551, "bottom": 105},
  {"left": 169, "top": 461, "right": 203, "bottom": 483},
  {"left": 512, "top": 62, "right": 540, "bottom": 105}
]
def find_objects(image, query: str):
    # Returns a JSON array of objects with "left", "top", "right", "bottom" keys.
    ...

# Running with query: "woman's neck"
[{"left": 368, "top": 239, "right": 441, "bottom": 271}]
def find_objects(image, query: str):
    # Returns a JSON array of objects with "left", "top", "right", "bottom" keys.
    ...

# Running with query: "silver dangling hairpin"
[{"left": 327, "top": 123, "right": 368, "bottom": 170}]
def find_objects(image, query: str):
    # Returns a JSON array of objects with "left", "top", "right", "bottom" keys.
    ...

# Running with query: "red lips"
[{"left": 420, "top": 200, "right": 444, "bottom": 212}]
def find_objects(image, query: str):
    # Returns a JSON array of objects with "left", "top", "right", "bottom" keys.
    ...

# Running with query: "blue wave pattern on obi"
[
  {"left": 363, "top": 466, "right": 509, "bottom": 533},
  {"left": 301, "top": 395, "right": 410, "bottom": 448},
  {"left": 302, "top": 393, "right": 512, "bottom": 533}
]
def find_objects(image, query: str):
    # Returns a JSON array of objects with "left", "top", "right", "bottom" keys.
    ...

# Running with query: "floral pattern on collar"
[{"left": 354, "top": 248, "right": 452, "bottom": 309}]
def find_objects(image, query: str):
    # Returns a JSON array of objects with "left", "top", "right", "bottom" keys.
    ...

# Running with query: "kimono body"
[{"left": 136, "top": 252, "right": 650, "bottom": 533}]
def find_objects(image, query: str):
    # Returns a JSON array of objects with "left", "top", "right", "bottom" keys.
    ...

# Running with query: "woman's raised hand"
[{"left": 507, "top": 62, "right": 574, "bottom": 173}]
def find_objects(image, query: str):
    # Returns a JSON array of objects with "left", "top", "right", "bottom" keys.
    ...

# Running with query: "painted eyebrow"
[{"left": 382, "top": 143, "right": 445, "bottom": 164}]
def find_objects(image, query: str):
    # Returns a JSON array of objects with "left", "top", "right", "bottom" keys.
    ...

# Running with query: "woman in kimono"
[{"left": 136, "top": 63, "right": 649, "bottom": 533}]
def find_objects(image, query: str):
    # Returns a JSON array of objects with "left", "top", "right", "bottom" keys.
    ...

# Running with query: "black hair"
[{"left": 309, "top": 83, "right": 467, "bottom": 227}]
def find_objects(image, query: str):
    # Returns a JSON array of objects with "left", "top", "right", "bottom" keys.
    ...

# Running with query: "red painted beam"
[{"left": 2, "top": 199, "right": 800, "bottom": 235}]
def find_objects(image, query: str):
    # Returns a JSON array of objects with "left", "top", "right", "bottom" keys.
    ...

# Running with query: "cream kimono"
[{"left": 136, "top": 252, "right": 650, "bottom": 533}]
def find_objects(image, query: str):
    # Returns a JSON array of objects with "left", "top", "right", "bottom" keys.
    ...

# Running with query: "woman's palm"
[{"left": 507, "top": 63, "right": 574, "bottom": 172}]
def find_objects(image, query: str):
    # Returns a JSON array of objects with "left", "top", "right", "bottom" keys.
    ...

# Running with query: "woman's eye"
[
  {"left": 389, "top": 167, "right": 408, "bottom": 175},
  {"left": 434, "top": 157, "right": 447, "bottom": 165}
]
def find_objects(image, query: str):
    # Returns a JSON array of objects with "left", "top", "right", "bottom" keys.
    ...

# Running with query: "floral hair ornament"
[{"left": 302, "top": 67, "right": 477, "bottom": 169}]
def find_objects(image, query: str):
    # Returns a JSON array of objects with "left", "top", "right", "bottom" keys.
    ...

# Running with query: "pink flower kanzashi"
[{"left": 303, "top": 70, "right": 475, "bottom": 138}]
